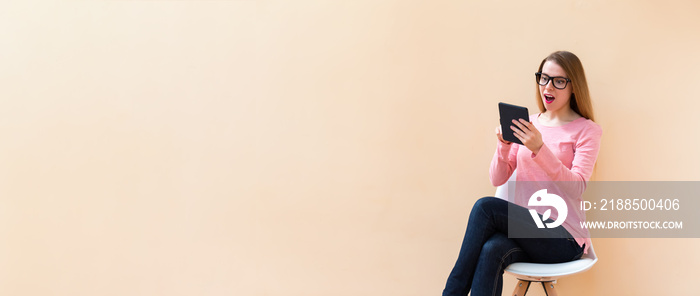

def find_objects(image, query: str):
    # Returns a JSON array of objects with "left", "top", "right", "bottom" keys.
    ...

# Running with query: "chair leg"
[
  {"left": 512, "top": 280, "right": 531, "bottom": 296},
  {"left": 541, "top": 281, "right": 558, "bottom": 296}
]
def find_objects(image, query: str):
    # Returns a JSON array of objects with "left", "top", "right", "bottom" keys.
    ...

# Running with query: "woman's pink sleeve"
[{"left": 489, "top": 139, "right": 519, "bottom": 186}]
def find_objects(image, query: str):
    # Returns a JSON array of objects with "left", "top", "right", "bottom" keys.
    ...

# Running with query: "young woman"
[{"left": 443, "top": 51, "right": 602, "bottom": 296}]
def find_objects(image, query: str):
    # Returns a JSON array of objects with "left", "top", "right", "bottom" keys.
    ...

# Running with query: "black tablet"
[{"left": 498, "top": 102, "right": 529, "bottom": 145}]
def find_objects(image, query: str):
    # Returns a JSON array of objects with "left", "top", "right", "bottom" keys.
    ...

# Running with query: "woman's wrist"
[
  {"left": 498, "top": 138, "right": 512, "bottom": 145},
  {"left": 531, "top": 143, "right": 543, "bottom": 155}
]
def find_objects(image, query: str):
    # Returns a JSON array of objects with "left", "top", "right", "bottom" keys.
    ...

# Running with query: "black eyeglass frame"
[{"left": 535, "top": 72, "right": 571, "bottom": 90}]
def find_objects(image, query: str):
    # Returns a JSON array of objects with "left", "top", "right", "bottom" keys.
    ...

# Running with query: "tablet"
[{"left": 498, "top": 102, "right": 529, "bottom": 145}]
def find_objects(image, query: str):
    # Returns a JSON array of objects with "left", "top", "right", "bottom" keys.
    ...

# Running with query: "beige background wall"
[{"left": 1, "top": 0, "right": 699, "bottom": 295}]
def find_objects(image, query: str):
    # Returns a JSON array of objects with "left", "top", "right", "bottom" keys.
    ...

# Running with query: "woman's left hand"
[{"left": 511, "top": 119, "right": 544, "bottom": 154}]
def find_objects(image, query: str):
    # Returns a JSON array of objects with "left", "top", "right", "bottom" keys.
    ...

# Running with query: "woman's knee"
[{"left": 473, "top": 196, "right": 504, "bottom": 212}]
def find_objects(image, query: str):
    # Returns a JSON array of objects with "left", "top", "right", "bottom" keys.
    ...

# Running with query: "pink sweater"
[{"left": 489, "top": 113, "right": 602, "bottom": 254}]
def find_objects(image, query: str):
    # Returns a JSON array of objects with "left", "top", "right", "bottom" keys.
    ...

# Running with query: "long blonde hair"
[{"left": 536, "top": 51, "right": 595, "bottom": 121}]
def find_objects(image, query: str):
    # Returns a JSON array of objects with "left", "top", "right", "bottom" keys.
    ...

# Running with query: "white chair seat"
[{"left": 505, "top": 256, "right": 597, "bottom": 281}]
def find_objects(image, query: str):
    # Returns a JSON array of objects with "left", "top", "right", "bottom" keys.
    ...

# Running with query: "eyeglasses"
[{"left": 535, "top": 72, "right": 571, "bottom": 90}]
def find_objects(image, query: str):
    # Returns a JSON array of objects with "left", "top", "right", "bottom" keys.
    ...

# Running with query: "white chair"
[{"left": 494, "top": 170, "right": 598, "bottom": 296}]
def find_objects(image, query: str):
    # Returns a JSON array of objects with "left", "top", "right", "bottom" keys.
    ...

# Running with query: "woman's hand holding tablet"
[{"left": 498, "top": 102, "right": 544, "bottom": 154}]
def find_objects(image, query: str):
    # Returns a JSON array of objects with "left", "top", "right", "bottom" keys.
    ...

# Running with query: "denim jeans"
[{"left": 443, "top": 196, "right": 584, "bottom": 296}]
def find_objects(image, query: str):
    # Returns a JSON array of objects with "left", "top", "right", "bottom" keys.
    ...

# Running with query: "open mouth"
[{"left": 544, "top": 94, "right": 555, "bottom": 104}]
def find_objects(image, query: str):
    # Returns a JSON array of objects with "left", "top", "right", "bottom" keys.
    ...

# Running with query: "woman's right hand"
[{"left": 495, "top": 126, "right": 512, "bottom": 145}]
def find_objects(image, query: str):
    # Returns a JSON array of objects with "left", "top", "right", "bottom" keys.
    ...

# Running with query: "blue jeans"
[{"left": 443, "top": 197, "right": 584, "bottom": 296}]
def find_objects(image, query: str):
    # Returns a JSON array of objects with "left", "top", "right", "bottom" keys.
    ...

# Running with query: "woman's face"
[{"left": 539, "top": 60, "right": 573, "bottom": 113}]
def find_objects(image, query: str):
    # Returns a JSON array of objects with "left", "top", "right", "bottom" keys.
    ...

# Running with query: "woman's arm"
[
  {"left": 532, "top": 123, "right": 602, "bottom": 183},
  {"left": 489, "top": 127, "right": 519, "bottom": 186},
  {"left": 510, "top": 118, "right": 602, "bottom": 183}
]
